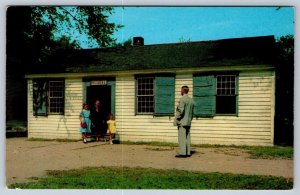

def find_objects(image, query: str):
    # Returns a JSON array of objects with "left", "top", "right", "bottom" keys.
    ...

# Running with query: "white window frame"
[
  {"left": 136, "top": 77, "right": 154, "bottom": 114},
  {"left": 48, "top": 80, "right": 65, "bottom": 114}
]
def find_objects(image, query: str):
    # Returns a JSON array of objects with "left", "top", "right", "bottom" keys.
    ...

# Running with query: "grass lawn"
[
  {"left": 9, "top": 166, "right": 293, "bottom": 189},
  {"left": 240, "top": 145, "right": 293, "bottom": 159},
  {"left": 122, "top": 141, "right": 294, "bottom": 160}
]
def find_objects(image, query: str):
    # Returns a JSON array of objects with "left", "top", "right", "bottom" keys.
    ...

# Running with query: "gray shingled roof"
[{"left": 42, "top": 35, "right": 276, "bottom": 73}]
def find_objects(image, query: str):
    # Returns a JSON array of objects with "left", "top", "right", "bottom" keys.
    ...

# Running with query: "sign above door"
[{"left": 90, "top": 80, "right": 107, "bottom": 86}]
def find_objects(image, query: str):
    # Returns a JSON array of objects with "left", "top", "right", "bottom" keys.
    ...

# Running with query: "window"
[
  {"left": 136, "top": 75, "right": 175, "bottom": 115},
  {"left": 49, "top": 80, "right": 65, "bottom": 114},
  {"left": 193, "top": 74, "right": 238, "bottom": 117},
  {"left": 32, "top": 79, "right": 65, "bottom": 116},
  {"left": 216, "top": 75, "right": 237, "bottom": 114},
  {"left": 136, "top": 77, "right": 154, "bottom": 114}
]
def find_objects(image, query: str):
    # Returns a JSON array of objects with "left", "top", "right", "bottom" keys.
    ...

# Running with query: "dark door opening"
[{"left": 87, "top": 85, "right": 111, "bottom": 119}]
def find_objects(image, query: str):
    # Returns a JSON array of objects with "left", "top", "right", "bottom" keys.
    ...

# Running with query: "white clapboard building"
[{"left": 26, "top": 36, "right": 276, "bottom": 146}]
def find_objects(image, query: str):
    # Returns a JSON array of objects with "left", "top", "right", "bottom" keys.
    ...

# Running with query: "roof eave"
[{"left": 25, "top": 64, "right": 275, "bottom": 79}]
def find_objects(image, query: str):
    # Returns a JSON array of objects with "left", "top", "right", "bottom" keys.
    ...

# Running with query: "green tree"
[
  {"left": 115, "top": 38, "right": 132, "bottom": 47},
  {"left": 178, "top": 36, "right": 191, "bottom": 43},
  {"left": 123, "top": 38, "right": 133, "bottom": 46},
  {"left": 30, "top": 6, "right": 122, "bottom": 48},
  {"left": 274, "top": 35, "right": 294, "bottom": 146},
  {"left": 7, "top": 6, "right": 122, "bottom": 74},
  {"left": 6, "top": 6, "right": 122, "bottom": 122}
]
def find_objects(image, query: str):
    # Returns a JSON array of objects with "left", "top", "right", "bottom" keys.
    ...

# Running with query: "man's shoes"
[
  {"left": 175, "top": 154, "right": 188, "bottom": 158},
  {"left": 175, "top": 154, "right": 191, "bottom": 158}
]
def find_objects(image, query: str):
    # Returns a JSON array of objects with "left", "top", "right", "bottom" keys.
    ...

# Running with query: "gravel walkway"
[{"left": 6, "top": 138, "right": 293, "bottom": 186}]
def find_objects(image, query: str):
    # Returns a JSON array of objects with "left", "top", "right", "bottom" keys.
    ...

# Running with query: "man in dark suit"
[{"left": 173, "top": 86, "right": 195, "bottom": 158}]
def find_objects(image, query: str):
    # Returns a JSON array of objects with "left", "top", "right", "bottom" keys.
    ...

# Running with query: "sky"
[{"left": 83, "top": 6, "right": 295, "bottom": 48}]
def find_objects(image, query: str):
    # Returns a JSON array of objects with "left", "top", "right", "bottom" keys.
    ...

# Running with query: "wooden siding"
[
  {"left": 28, "top": 79, "right": 83, "bottom": 139},
  {"left": 116, "top": 71, "right": 275, "bottom": 146},
  {"left": 28, "top": 70, "right": 275, "bottom": 146}
]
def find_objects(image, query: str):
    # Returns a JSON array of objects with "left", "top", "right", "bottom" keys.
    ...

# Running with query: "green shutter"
[
  {"left": 32, "top": 80, "right": 48, "bottom": 116},
  {"left": 154, "top": 76, "right": 175, "bottom": 116},
  {"left": 107, "top": 80, "right": 116, "bottom": 116},
  {"left": 193, "top": 75, "right": 216, "bottom": 117}
]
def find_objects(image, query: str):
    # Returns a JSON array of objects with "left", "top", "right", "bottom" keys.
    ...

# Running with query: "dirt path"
[{"left": 6, "top": 138, "right": 293, "bottom": 186}]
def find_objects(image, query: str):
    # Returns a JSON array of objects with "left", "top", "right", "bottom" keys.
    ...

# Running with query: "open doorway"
[{"left": 86, "top": 85, "right": 111, "bottom": 119}]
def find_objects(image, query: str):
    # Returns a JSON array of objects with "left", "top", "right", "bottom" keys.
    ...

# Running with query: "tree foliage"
[
  {"left": 276, "top": 35, "right": 294, "bottom": 65},
  {"left": 6, "top": 6, "right": 122, "bottom": 121},
  {"left": 115, "top": 38, "right": 132, "bottom": 47},
  {"left": 274, "top": 35, "right": 294, "bottom": 145},
  {"left": 31, "top": 6, "right": 122, "bottom": 48},
  {"left": 7, "top": 6, "right": 122, "bottom": 74}
]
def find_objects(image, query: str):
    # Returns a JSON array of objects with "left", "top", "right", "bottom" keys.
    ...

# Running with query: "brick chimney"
[{"left": 133, "top": 37, "right": 144, "bottom": 46}]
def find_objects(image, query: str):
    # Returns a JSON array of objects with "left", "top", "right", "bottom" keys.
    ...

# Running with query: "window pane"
[
  {"left": 217, "top": 75, "right": 236, "bottom": 95},
  {"left": 216, "top": 96, "right": 236, "bottom": 114},
  {"left": 136, "top": 77, "right": 154, "bottom": 113},
  {"left": 48, "top": 80, "right": 64, "bottom": 114},
  {"left": 231, "top": 89, "right": 235, "bottom": 95},
  {"left": 216, "top": 75, "right": 237, "bottom": 114}
]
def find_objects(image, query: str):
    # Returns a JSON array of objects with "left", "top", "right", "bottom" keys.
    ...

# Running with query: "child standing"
[
  {"left": 106, "top": 113, "right": 116, "bottom": 144},
  {"left": 79, "top": 103, "right": 92, "bottom": 143}
]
